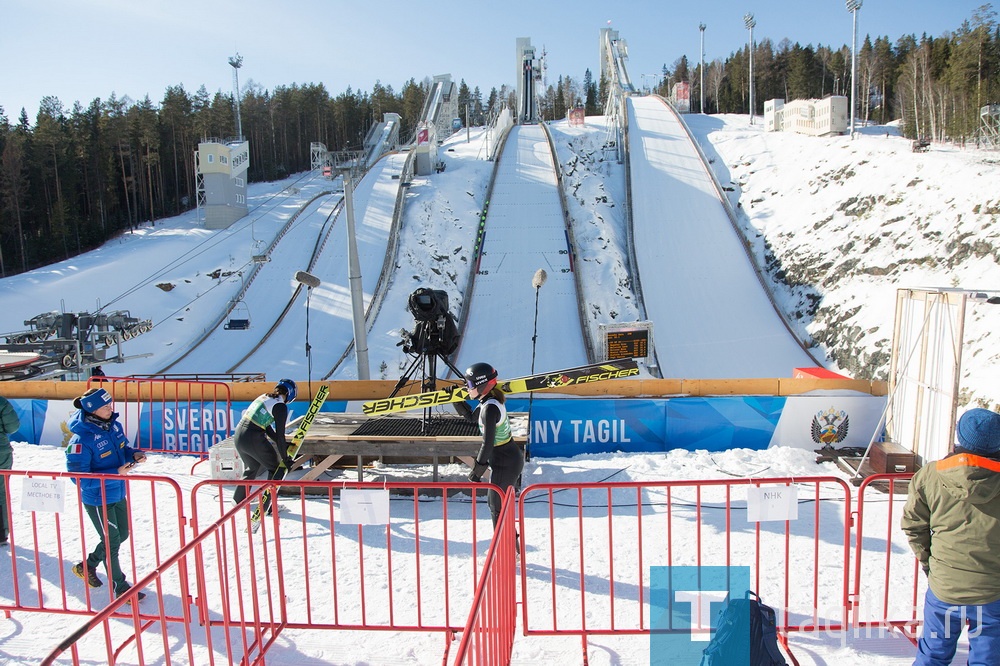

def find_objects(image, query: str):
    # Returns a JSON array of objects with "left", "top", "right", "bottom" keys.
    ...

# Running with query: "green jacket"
[
  {"left": 901, "top": 452, "right": 1000, "bottom": 605},
  {"left": 0, "top": 396, "right": 20, "bottom": 449}
]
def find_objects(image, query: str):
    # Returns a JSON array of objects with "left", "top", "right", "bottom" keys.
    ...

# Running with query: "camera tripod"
[{"left": 386, "top": 349, "right": 466, "bottom": 433}]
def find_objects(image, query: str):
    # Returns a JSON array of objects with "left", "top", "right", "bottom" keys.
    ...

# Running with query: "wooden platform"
[
  {"left": 294, "top": 413, "right": 527, "bottom": 482},
  {"left": 830, "top": 456, "right": 914, "bottom": 494}
]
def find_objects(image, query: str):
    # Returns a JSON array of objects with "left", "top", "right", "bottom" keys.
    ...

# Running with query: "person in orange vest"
[{"left": 902, "top": 408, "right": 1000, "bottom": 666}]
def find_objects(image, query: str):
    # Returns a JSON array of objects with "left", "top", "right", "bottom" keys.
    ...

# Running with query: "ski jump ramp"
[
  {"left": 627, "top": 95, "right": 816, "bottom": 378},
  {"left": 455, "top": 124, "right": 588, "bottom": 377}
]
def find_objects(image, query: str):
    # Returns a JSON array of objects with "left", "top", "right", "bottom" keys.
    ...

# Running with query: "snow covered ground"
[
  {"left": 2, "top": 108, "right": 997, "bottom": 664},
  {"left": 3, "top": 440, "right": 939, "bottom": 665}
]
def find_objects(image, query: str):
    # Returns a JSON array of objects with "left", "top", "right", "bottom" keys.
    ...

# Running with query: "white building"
[
  {"left": 195, "top": 139, "right": 250, "bottom": 229},
  {"left": 764, "top": 96, "right": 848, "bottom": 136}
]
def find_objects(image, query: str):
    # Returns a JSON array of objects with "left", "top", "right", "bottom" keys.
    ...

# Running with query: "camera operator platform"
[{"left": 288, "top": 287, "right": 499, "bottom": 481}]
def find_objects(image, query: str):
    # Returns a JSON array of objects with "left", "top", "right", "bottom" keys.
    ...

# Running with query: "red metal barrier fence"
[
  {"left": 451, "top": 487, "right": 518, "bottom": 665},
  {"left": 0, "top": 470, "right": 186, "bottom": 620},
  {"left": 40, "top": 486, "right": 281, "bottom": 666},
  {"left": 88, "top": 377, "right": 232, "bottom": 455},
  {"left": 14, "top": 469, "right": 922, "bottom": 664},
  {"left": 517, "top": 477, "right": 854, "bottom": 663},
  {"left": 851, "top": 473, "right": 921, "bottom": 643},
  {"left": 190, "top": 479, "right": 503, "bottom": 660}
]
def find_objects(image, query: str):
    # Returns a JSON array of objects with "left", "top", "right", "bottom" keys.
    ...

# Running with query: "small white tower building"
[{"left": 195, "top": 54, "right": 251, "bottom": 229}]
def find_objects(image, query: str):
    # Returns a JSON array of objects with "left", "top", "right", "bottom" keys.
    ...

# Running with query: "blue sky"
[{"left": 2, "top": 0, "right": 991, "bottom": 122}]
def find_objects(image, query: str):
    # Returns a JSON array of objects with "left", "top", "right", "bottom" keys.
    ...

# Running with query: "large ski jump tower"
[
  {"left": 195, "top": 54, "right": 250, "bottom": 229},
  {"left": 516, "top": 38, "right": 541, "bottom": 124}
]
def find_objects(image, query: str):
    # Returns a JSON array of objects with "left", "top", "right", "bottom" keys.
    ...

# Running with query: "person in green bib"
[
  {"left": 233, "top": 379, "right": 297, "bottom": 506},
  {"left": 455, "top": 362, "right": 524, "bottom": 528}
]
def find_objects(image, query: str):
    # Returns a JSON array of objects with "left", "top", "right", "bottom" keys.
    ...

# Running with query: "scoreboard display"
[{"left": 602, "top": 323, "right": 652, "bottom": 361}]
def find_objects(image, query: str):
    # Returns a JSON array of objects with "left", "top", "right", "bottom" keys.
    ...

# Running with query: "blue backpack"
[{"left": 700, "top": 591, "right": 787, "bottom": 666}]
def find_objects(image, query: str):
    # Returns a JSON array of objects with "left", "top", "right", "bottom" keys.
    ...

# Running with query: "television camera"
[
  {"left": 399, "top": 288, "right": 460, "bottom": 356},
  {"left": 388, "top": 288, "right": 464, "bottom": 422}
]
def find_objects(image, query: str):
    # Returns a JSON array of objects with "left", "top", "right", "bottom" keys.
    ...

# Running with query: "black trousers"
[
  {"left": 232, "top": 420, "right": 281, "bottom": 504},
  {"left": 487, "top": 441, "right": 525, "bottom": 526}
]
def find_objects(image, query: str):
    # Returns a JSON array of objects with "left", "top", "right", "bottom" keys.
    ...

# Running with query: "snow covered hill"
[
  {"left": 687, "top": 114, "right": 1000, "bottom": 409},
  {"left": 1, "top": 111, "right": 997, "bottom": 411}
]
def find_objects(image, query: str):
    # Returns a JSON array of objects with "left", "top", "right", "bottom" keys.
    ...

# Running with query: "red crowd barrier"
[
  {"left": 517, "top": 476, "right": 854, "bottom": 663},
  {"left": 40, "top": 485, "right": 278, "bottom": 665},
  {"left": 190, "top": 479, "right": 502, "bottom": 660},
  {"left": 88, "top": 376, "right": 233, "bottom": 456},
  {"left": 451, "top": 487, "right": 518, "bottom": 665},
  {"left": 0, "top": 470, "right": 186, "bottom": 621},
  {"left": 24, "top": 471, "right": 922, "bottom": 663},
  {"left": 851, "top": 473, "right": 921, "bottom": 643}
]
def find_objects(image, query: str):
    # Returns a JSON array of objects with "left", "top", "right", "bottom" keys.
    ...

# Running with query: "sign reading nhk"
[{"left": 746, "top": 484, "right": 799, "bottom": 522}]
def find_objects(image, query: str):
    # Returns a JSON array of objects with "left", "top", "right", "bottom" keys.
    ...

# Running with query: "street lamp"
[
  {"left": 339, "top": 166, "right": 371, "bottom": 380},
  {"left": 228, "top": 53, "right": 243, "bottom": 140},
  {"left": 744, "top": 13, "right": 756, "bottom": 125},
  {"left": 846, "top": 0, "right": 863, "bottom": 137},
  {"left": 294, "top": 270, "right": 321, "bottom": 399},
  {"left": 527, "top": 268, "right": 547, "bottom": 469},
  {"left": 699, "top": 24, "right": 707, "bottom": 114}
]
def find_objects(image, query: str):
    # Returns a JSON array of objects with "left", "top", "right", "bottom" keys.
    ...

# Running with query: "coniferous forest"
[{"left": 1, "top": 5, "right": 997, "bottom": 277}]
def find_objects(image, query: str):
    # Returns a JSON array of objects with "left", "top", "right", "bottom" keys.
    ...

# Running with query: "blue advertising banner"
[
  {"left": 10, "top": 399, "right": 346, "bottom": 452},
  {"left": 137, "top": 400, "right": 348, "bottom": 453},
  {"left": 138, "top": 401, "right": 235, "bottom": 453},
  {"left": 10, "top": 393, "right": 882, "bottom": 456},
  {"left": 664, "top": 397, "right": 786, "bottom": 453},
  {"left": 527, "top": 399, "right": 665, "bottom": 457},
  {"left": 7, "top": 399, "right": 43, "bottom": 446}
]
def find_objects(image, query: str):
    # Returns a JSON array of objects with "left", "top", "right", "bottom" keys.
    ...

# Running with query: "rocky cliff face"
[{"left": 693, "top": 115, "right": 1000, "bottom": 409}]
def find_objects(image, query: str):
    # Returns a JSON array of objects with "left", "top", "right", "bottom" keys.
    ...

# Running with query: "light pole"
[
  {"left": 699, "top": 24, "right": 706, "bottom": 114},
  {"left": 294, "top": 270, "right": 321, "bottom": 400},
  {"left": 527, "top": 268, "right": 547, "bottom": 467},
  {"left": 339, "top": 167, "right": 371, "bottom": 380},
  {"left": 228, "top": 53, "right": 243, "bottom": 140},
  {"left": 744, "top": 13, "right": 756, "bottom": 125},
  {"left": 847, "top": 0, "right": 863, "bottom": 137}
]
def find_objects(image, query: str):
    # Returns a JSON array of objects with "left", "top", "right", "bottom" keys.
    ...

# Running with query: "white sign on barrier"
[
  {"left": 339, "top": 488, "right": 390, "bottom": 525},
  {"left": 19, "top": 477, "right": 66, "bottom": 513},
  {"left": 746, "top": 485, "right": 798, "bottom": 523}
]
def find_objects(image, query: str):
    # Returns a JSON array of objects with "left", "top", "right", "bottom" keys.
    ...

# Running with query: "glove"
[
  {"left": 453, "top": 400, "right": 473, "bottom": 419},
  {"left": 468, "top": 459, "right": 489, "bottom": 483}
]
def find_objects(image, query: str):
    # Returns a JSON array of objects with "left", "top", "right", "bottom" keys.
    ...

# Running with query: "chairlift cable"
[{"left": 98, "top": 171, "right": 319, "bottom": 311}]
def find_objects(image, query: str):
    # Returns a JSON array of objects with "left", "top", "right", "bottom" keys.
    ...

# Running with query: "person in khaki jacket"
[
  {"left": 902, "top": 408, "right": 1000, "bottom": 666},
  {"left": 0, "top": 395, "right": 21, "bottom": 546}
]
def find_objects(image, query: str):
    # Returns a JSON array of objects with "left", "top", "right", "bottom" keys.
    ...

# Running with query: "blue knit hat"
[
  {"left": 956, "top": 408, "right": 1000, "bottom": 454},
  {"left": 77, "top": 388, "right": 112, "bottom": 413}
]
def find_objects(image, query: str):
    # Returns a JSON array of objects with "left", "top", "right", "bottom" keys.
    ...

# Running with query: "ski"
[
  {"left": 250, "top": 384, "right": 330, "bottom": 531},
  {"left": 361, "top": 359, "right": 639, "bottom": 416}
]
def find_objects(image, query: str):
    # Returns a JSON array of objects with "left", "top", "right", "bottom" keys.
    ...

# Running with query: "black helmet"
[
  {"left": 464, "top": 362, "right": 498, "bottom": 398},
  {"left": 275, "top": 378, "right": 297, "bottom": 403}
]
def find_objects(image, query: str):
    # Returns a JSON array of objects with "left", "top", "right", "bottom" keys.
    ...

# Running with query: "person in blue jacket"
[{"left": 65, "top": 388, "right": 146, "bottom": 599}]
